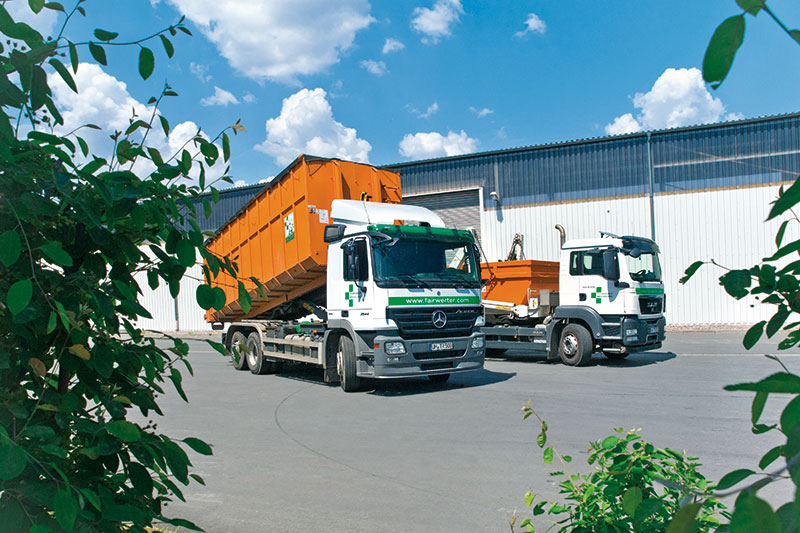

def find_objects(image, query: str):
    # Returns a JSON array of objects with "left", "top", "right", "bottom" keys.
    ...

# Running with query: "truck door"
[
  {"left": 571, "top": 249, "right": 624, "bottom": 313},
  {"left": 340, "top": 238, "right": 374, "bottom": 322}
]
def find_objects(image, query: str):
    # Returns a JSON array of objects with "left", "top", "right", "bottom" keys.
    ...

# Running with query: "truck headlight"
[
  {"left": 625, "top": 329, "right": 638, "bottom": 336},
  {"left": 385, "top": 341, "right": 406, "bottom": 355},
  {"left": 471, "top": 336, "right": 485, "bottom": 349}
]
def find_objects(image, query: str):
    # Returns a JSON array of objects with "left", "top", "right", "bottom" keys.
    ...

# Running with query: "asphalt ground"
[{"left": 146, "top": 332, "right": 800, "bottom": 532}]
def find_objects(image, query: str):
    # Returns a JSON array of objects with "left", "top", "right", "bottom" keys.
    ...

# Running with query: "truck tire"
[
  {"left": 559, "top": 324, "right": 593, "bottom": 366},
  {"left": 337, "top": 335, "right": 361, "bottom": 392},
  {"left": 603, "top": 350, "right": 629, "bottom": 361},
  {"left": 229, "top": 331, "right": 249, "bottom": 371},
  {"left": 428, "top": 373, "right": 450, "bottom": 384},
  {"left": 247, "top": 332, "right": 278, "bottom": 375}
]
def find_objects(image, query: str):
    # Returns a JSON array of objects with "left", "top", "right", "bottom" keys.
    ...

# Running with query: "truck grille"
[
  {"left": 386, "top": 306, "right": 481, "bottom": 339},
  {"left": 414, "top": 349, "right": 463, "bottom": 360},
  {"left": 639, "top": 296, "right": 663, "bottom": 315}
]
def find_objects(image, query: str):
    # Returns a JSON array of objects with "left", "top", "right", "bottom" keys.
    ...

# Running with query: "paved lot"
[{"left": 150, "top": 332, "right": 800, "bottom": 532}]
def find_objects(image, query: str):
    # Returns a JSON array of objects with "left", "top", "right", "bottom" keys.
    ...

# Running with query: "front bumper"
[
  {"left": 620, "top": 316, "right": 666, "bottom": 347},
  {"left": 359, "top": 332, "right": 485, "bottom": 378}
]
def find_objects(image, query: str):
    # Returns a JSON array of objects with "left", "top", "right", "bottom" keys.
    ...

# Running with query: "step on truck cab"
[
  {"left": 482, "top": 227, "right": 666, "bottom": 365},
  {"left": 206, "top": 156, "right": 484, "bottom": 392}
]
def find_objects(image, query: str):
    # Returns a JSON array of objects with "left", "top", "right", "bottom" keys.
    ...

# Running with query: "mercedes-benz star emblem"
[{"left": 432, "top": 310, "right": 447, "bottom": 329}]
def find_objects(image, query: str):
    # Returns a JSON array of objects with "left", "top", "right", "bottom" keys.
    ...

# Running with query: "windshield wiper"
[{"left": 438, "top": 272, "right": 478, "bottom": 288}]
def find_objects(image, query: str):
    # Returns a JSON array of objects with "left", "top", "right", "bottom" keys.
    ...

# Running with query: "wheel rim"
[
  {"left": 246, "top": 340, "right": 258, "bottom": 368},
  {"left": 562, "top": 333, "right": 578, "bottom": 356},
  {"left": 232, "top": 339, "right": 243, "bottom": 364},
  {"left": 336, "top": 349, "right": 343, "bottom": 378}
]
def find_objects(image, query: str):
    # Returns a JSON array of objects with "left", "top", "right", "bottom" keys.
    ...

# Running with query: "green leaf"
[
  {"left": 536, "top": 431, "right": 546, "bottom": 448},
  {"left": 759, "top": 445, "right": 783, "bottom": 470},
  {"left": 665, "top": 503, "right": 701, "bottom": 533},
  {"left": 524, "top": 491, "right": 535, "bottom": 507},
  {"left": 46, "top": 311, "right": 57, "bottom": 334},
  {"left": 212, "top": 286, "right": 226, "bottom": 310},
  {"left": 781, "top": 396, "right": 800, "bottom": 435},
  {"left": 105, "top": 420, "right": 141, "bottom": 442},
  {"left": 222, "top": 131, "right": 231, "bottom": 163},
  {"left": 203, "top": 197, "right": 212, "bottom": 219},
  {"left": 28, "top": 0, "right": 45, "bottom": 14},
  {"left": 726, "top": 372, "right": 800, "bottom": 394},
  {"left": 162, "top": 439, "right": 190, "bottom": 484},
  {"left": 182, "top": 437, "right": 213, "bottom": 456},
  {"left": 54, "top": 490, "right": 78, "bottom": 531},
  {"left": 720, "top": 269, "right": 752, "bottom": 299},
  {"left": 238, "top": 281, "right": 252, "bottom": 314},
  {"left": 88, "top": 42, "right": 107, "bottom": 65},
  {"left": 7, "top": 279, "right": 33, "bottom": 315},
  {"left": 41, "top": 243, "right": 73, "bottom": 267},
  {"left": 67, "top": 40, "right": 78, "bottom": 71},
  {"left": 790, "top": 30, "right": 800, "bottom": 46},
  {"left": 622, "top": 486, "right": 643, "bottom": 516},
  {"left": 196, "top": 284, "right": 215, "bottom": 310},
  {"left": 49, "top": 58, "right": 77, "bottom": 93},
  {"left": 93, "top": 28, "right": 118, "bottom": 41},
  {"left": 159, "top": 34, "right": 174, "bottom": 57},
  {"left": 769, "top": 178, "right": 800, "bottom": 221},
  {"left": 0, "top": 230, "right": 21, "bottom": 267},
  {"left": 180, "top": 149, "right": 192, "bottom": 175},
  {"left": 743, "top": 320, "right": 765, "bottom": 349},
  {"left": 767, "top": 309, "right": 790, "bottom": 338},
  {"left": 776, "top": 220, "right": 790, "bottom": 248},
  {"left": 543, "top": 446, "right": 553, "bottom": 464},
  {"left": 729, "top": 493, "right": 781, "bottom": 533},
  {"left": 752, "top": 390, "right": 768, "bottom": 425},
  {"left": 80, "top": 488, "right": 101, "bottom": 511},
  {"left": 176, "top": 238, "right": 196, "bottom": 268},
  {"left": 716, "top": 468, "right": 755, "bottom": 490},
  {"left": 30, "top": 65, "right": 48, "bottom": 111},
  {"left": 601, "top": 435, "right": 620, "bottom": 449},
  {"left": 138, "top": 46, "right": 155, "bottom": 80},
  {"left": 0, "top": 442, "right": 27, "bottom": 479},
  {"left": 679, "top": 261, "right": 704, "bottom": 284},
  {"left": 736, "top": 0, "right": 763, "bottom": 15},
  {"left": 702, "top": 14, "right": 746, "bottom": 89}
]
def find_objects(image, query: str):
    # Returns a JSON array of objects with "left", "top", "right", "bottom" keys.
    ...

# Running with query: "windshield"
[
  {"left": 372, "top": 238, "right": 480, "bottom": 288},
  {"left": 625, "top": 252, "right": 662, "bottom": 282}
]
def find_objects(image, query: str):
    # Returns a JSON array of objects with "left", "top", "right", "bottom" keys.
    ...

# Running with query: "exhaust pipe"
[{"left": 554, "top": 224, "right": 566, "bottom": 248}]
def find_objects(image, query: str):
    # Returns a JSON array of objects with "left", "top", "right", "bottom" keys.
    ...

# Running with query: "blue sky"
[{"left": 10, "top": 0, "right": 800, "bottom": 186}]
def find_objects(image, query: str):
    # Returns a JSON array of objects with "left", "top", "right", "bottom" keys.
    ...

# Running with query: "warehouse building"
[{"left": 136, "top": 112, "right": 800, "bottom": 331}]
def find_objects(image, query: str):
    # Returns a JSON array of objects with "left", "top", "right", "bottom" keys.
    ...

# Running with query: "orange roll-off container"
[
  {"left": 480, "top": 260, "right": 560, "bottom": 305},
  {"left": 205, "top": 155, "right": 402, "bottom": 322}
]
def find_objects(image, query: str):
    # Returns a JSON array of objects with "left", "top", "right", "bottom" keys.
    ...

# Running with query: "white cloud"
[
  {"left": 469, "top": 106, "right": 493, "bottom": 118},
  {"left": 605, "top": 67, "right": 741, "bottom": 135},
  {"left": 47, "top": 63, "right": 223, "bottom": 185},
  {"left": 190, "top": 62, "right": 212, "bottom": 83},
  {"left": 514, "top": 12, "right": 546, "bottom": 38},
  {"left": 382, "top": 37, "right": 405, "bottom": 54},
  {"left": 399, "top": 130, "right": 477, "bottom": 159},
  {"left": 6, "top": 1, "right": 59, "bottom": 38},
  {"left": 255, "top": 88, "right": 371, "bottom": 166},
  {"left": 243, "top": 92, "right": 257, "bottom": 104},
  {"left": 360, "top": 60, "right": 388, "bottom": 76},
  {"left": 201, "top": 86, "right": 240, "bottom": 107},
  {"left": 411, "top": 0, "right": 464, "bottom": 44},
  {"left": 408, "top": 102, "right": 439, "bottom": 119},
  {"left": 164, "top": 0, "right": 374, "bottom": 83}
]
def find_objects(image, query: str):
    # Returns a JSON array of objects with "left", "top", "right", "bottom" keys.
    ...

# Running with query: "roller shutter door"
[{"left": 403, "top": 189, "right": 482, "bottom": 245}]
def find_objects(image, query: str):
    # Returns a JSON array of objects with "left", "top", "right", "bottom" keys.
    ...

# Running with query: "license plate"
[
  {"left": 648, "top": 325, "right": 658, "bottom": 334},
  {"left": 429, "top": 342, "right": 454, "bottom": 351}
]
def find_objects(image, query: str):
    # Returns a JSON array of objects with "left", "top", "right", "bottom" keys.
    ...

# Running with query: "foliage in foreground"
[{"left": 0, "top": 2, "right": 247, "bottom": 531}]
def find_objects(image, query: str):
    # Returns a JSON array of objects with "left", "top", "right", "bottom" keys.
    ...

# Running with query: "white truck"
[
  {"left": 481, "top": 226, "right": 666, "bottom": 365},
  {"left": 219, "top": 200, "right": 486, "bottom": 392}
]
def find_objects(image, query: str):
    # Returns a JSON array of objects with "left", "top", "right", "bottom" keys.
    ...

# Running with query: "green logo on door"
[
  {"left": 344, "top": 283, "right": 354, "bottom": 307},
  {"left": 590, "top": 287, "right": 602, "bottom": 304}
]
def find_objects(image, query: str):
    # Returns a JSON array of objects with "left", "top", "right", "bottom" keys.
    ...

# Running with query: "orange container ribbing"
[
  {"left": 205, "top": 156, "right": 402, "bottom": 322},
  {"left": 481, "top": 260, "right": 560, "bottom": 305}
]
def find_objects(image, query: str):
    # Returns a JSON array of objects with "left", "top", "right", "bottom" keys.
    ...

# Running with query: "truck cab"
[
  {"left": 323, "top": 200, "right": 485, "bottom": 389},
  {"left": 555, "top": 233, "right": 666, "bottom": 361}
]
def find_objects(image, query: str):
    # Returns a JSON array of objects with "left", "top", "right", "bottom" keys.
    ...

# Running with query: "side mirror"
[
  {"left": 324, "top": 224, "right": 346, "bottom": 243},
  {"left": 603, "top": 249, "right": 620, "bottom": 281},
  {"left": 629, "top": 247, "right": 641, "bottom": 259}
]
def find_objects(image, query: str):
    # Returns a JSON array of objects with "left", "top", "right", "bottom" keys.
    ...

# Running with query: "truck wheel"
[
  {"left": 337, "top": 335, "right": 361, "bottom": 392},
  {"left": 559, "top": 324, "right": 593, "bottom": 366},
  {"left": 247, "top": 332, "right": 278, "bottom": 375},
  {"left": 603, "top": 351, "right": 629, "bottom": 361},
  {"left": 229, "top": 331, "right": 249, "bottom": 371},
  {"left": 428, "top": 373, "right": 450, "bottom": 384}
]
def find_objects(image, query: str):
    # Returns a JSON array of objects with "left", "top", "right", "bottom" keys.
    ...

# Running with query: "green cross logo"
[
  {"left": 590, "top": 287, "right": 602, "bottom": 304},
  {"left": 344, "top": 283, "right": 354, "bottom": 307}
]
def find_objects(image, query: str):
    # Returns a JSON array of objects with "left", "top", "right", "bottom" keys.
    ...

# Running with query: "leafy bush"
[
  {"left": 513, "top": 405, "right": 726, "bottom": 532},
  {"left": 0, "top": 3, "right": 245, "bottom": 531}
]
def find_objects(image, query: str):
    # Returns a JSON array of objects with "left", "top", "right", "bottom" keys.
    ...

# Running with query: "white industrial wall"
[
  {"left": 481, "top": 183, "right": 796, "bottom": 326},
  {"left": 133, "top": 250, "right": 214, "bottom": 333}
]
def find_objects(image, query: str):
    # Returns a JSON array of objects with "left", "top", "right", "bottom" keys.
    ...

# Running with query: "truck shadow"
[
  {"left": 263, "top": 364, "right": 516, "bottom": 395},
  {"left": 494, "top": 351, "right": 677, "bottom": 367}
]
